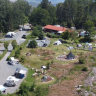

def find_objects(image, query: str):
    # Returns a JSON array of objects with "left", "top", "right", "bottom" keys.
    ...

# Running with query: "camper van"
[
  {"left": 8, "top": 57, "right": 19, "bottom": 65},
  {"left": 6, "top": 32, "right": 15, "bottom": 38}
]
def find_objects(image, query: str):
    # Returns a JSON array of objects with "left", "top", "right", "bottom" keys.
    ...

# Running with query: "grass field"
[{"left": 11, "top": 36, "right": 96, "bottom": 96}]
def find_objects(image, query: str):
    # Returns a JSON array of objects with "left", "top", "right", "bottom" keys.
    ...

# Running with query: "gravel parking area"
[
  {"left": 0, "top": 30, "right": 28, "bottom": 94},
  {"left": 0, "top": 50, "right": 28, "bottom": 94}
]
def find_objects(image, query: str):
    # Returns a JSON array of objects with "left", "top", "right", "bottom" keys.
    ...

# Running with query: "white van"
[{"left": 8, "top": 57, "right": 19, "bottom": 65}]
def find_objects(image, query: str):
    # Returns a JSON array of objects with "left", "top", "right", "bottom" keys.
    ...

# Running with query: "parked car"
[{"left": 22, "top": 35, "right": 26, "bottom": 39}]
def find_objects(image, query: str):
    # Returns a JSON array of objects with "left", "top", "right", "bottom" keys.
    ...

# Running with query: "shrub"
[
  {"left": 7, "top": 57, "right": 10, "bottom": 61},
  {"left": 46, "top": 33, "right": 60, "bottom": 38},
  {"left": 79, "top": 56, "right": 85, "bottom": 64},
  {"left": 4, "top": 41, "right": 9, "bottom": 49},
  {"left": 15, "top": 49, "right": 20, "bottom": 58},
  {"left": 38, "top": 32, "right": 44, "bottom": 40},
  {"left": 11, "top": 40, "right": 17, "bottom": 49},
  {"left": 51, "top": 60, "right": 54, "bottom": 64},
  {"left": 30, "top": 82, "right": 36, "bottom": 91},
  {"left": 82, "top": 67, "right": 88, "bottom": 71},
  {"left": 19, "top": 47, "right": 22, "bottom": 50},
  {"left": 28, "top": 40, "right": 37, "bottom": 48},
  {"left": 20, "top": 56, "right": 25, "bottom": 63},
  {"left": 0, "top": 49, "right": 7, "bottom": 60},
  {"left": 46, "top": 62, "right": 50, "bottom": 69},
  {"left": 35, "top": 86, "right": 48, "bottom": 96},
  {"left": 79, "top": 53, "right": 85, "bottom": 64},
  {"left": 18, "top": 83, "right": 29, "bottom": 96}
]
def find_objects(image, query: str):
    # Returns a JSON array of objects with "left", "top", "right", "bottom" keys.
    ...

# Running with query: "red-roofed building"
[{"left": 43, "top": 25, "right": 67, "bottom": 34}]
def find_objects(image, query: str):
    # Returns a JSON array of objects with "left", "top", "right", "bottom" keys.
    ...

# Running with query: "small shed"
[
  {"left": 41, "top": 75, "right": 52, "bottom": 82},
  {"left": 66, "top": 51, "right": 75, "bottom": 60}
]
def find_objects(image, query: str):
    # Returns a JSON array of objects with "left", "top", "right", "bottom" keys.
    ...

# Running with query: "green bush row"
[
  {"left": 7, "top": 40, "right": 28, "bottom": 61},
  {"left": 46, "top": 33, "right": 60, "bottom": 38},
  {"left": 0, "top": 49, "right": 7, "bottom": 60}
]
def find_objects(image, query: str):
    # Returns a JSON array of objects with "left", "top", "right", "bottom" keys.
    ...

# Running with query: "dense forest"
[
  {"left": 1, "top": 0, "right": 96, "bottom": 32},
  {"left": 0, "top": 0, "right": 31, "bottom": 33},
  {"left": 29, "top": 0, "right": 96, "bottom": 29}
]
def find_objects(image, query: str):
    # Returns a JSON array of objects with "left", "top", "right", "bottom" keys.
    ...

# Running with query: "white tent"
[
  {"left": 54, "top": 41, "right": 62, "bottom": 45},
  {"left": 77, "top": 44, "right": 82, "bottom": 47},
  {"left": 87, "top": 43, "right": 92, "bottom": 46},
  {"left": 41, "top": 66, "right": 46, "bottom": 69}
]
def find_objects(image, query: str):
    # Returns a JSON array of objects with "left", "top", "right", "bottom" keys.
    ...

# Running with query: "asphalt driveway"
[{"left": 0, "top": 25, "right": 30, "bottom": 94}]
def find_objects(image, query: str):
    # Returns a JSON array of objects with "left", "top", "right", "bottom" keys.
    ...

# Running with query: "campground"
[
  {"left": 1, "top": 29, "right": 96, "bottom": 96},
  {"left": 13, "top": 35, "right": 96, "bottom": 96}
]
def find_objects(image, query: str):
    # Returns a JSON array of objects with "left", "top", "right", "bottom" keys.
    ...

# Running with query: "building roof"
[
  {"left": 44, "top": 25, "right": 66, "bottom": 32},
  {"left": 66, "top": 51, "right": 75, "bottom": 58}
]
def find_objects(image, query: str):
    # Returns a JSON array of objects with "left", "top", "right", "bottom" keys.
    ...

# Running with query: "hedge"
[{"left": 0, "top": 49, "right": 7, "bottom": 60}]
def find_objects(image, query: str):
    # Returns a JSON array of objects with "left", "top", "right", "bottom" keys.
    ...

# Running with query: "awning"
[
  {"left": 7, "top": 76, "right": 19, "bottom": 81},
  {"left": 19, "top": 70, "right": 26, "bottom": 74},
  {"left": 0, "top": 85, "right": 7, "bottom": 92}
]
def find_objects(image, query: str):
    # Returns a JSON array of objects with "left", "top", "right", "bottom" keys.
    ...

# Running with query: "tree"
[
  {"left": 61, "top": 30, "right": 70, "bottom": 40},
  {"left": 39, "top": 0, "right": 49, "bottom": 10},
  {"left": 28, "top": 40, "right": 37, "bottom": 48},
  {"left": 18, "top": 83, "right": 29, "bottom": 96},
  {"left": 11, "top": 40, "right": 17, "bottom": 49},
  {"left": 4, "top": 42, "right": 9, "bottom": 50},
  {"left": 38, "top": 32, "right": 44, "bottom": 40},
  {"left": 29, "top": 8, "right": 51, "bottom": 26},
  {"left": 84, "top": 20, "right": 95, "bottom": 32},
  {"left": 32, "top": 27, "right": 39, "bottom": 36}
]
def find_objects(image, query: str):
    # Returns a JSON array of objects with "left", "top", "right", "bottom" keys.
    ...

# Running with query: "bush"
[
  {"left": 11, "top": 40, "right": 17, "bottom": 49},
  {"left": 18, "top": 83, "right": 29, "bottom": 96},
  {"left": 38, "top": 32, "right": 44, "bottom": 40},
  {"left": 35, "top": 86, "right": 48, "bottom": 96},
  {"left": 82, "top": 67, "right": 88, "bottom": 71},
  {"left": 51, "top": 60, "right": 54, "bottom": 64},
  {"left": 7, "top": 57, "right": 10, "bottom": 61},
  {"left": 19, "top": 47, "right": 22, "bottom": 50},
  {"left": 0, "top": 49, "right": 7, "bottom": 60},
  {"left": 79, "top": 56, "right": 85, "bottom": 64},
  {"left": 46, "top": 33, "right": 60, "bottom": 38},
  {"left": 15, "top": 49, "right": 20, "bottom": 58},
  {"left": 30, "top": 82, "right": 36, "bottom": 91},
  {"left": 46, "top": 62, "right": 50, "bottom": 69},
  {"left": 4, "top": 41, "right": 9, "bottom": 49},
  {"left": 79, "top": 53, "right": 85, "bottom": 64},
  {"left": 28, "top": 40, "right": 37, "bottom": 48},
  {"left": 20, "top": 56, "right": 25, "bottom": 63}
]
